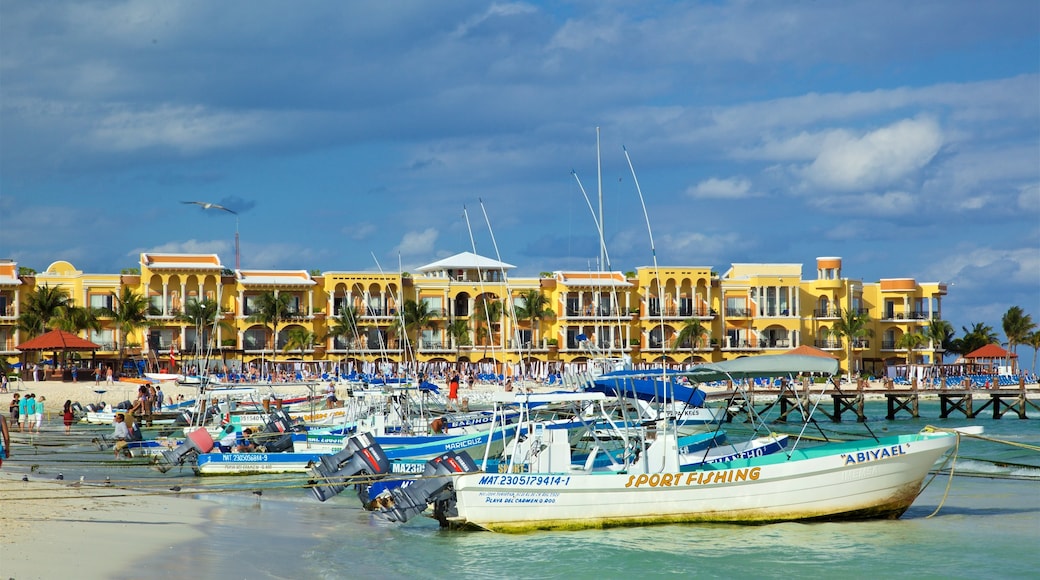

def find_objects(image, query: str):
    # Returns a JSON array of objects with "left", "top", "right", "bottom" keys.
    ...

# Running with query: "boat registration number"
[
  {"left": 477, "top": 474, "right": 571, "bottom": 486},
  {"left": 219, "top": 453, "right": 269, "bottom": 462}
]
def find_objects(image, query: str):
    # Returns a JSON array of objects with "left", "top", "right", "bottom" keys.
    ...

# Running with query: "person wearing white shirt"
[{"left": 112, "top": 413, "right": 130, "bottom": 458}]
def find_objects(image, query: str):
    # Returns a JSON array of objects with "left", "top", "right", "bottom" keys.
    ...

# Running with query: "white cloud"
[
  {"left": 346, "top": 223, "right": 377, "bottom": 241},
  {"left": 801, "top": 117, "right": 943, "bottom": 192},
  {"left": 394, "top": 228, "right": 439, "bottom": 256},
  {"left": 811, "top": 190, "right": 916, "bottom": 216},
  {"left": 923, "top": 246, "right": 1040, "bottom": 290},
  {"left": 1018, "top": 183, "right": 1040, "bottom": 213},
  {"left": 139, "top": 239, "right": 230, "bottom": 256},
  {"left": 87, "top": 105, "right": 272, "bottom": 154},
  {"left": 686, "top": 177, "right": 754, "bottom": 199}
]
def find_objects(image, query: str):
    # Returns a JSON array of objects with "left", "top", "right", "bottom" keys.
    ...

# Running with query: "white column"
[{"left": 162, "top": 282, "right": 169, "bottom": 316}]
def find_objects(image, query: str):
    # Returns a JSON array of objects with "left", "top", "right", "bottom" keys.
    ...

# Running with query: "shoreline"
[{"left": 0, "top": 472, "right": 212, "bottom": 579}]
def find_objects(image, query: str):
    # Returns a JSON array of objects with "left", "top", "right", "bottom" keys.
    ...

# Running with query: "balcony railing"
[
  {"left": 884, "top": 311, "right": 934, "bottom": 321},
  {"left": 564, "top": 307, "right": 622, "bottom": 318},
  {"left": 815, "top": 340, "right": 841, "bottom": 349},
  {"left": 725, "top": 308, "right": 751, "bottom": 317}
]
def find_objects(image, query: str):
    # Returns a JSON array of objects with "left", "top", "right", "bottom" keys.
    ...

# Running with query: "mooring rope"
[{"left": 922, "top": 428, "right": 960, "bottom": 519}]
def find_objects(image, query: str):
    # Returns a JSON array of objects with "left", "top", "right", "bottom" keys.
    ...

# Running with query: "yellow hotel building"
[{"left": 0, "top": 253, "right": 946, "bottom": 378}]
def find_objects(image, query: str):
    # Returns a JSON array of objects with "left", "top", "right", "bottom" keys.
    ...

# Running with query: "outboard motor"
[
  {"left": 374, "top": 451, "right": 479, "bottom": 525},
  {"left": 252, "top": 408, "right": 295, "bottom": 452},
  {"left": 173, "top": 410, "right": 193, "bottom": 426},
  {"left": 154, "top": 429, "right": 215, "bottom": 473},
  {"left": 308, "top": 433, "right": 391, "bottom": 502}
]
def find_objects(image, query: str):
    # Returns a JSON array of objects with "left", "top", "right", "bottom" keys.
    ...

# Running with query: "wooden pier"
[{"left": 705, "top": 384, "right": 1039, "bottom": 423}]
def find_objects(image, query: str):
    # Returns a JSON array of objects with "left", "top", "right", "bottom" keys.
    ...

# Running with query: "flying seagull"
[{"left": 181, "top": 201, "right": 237, "bottom": 214}]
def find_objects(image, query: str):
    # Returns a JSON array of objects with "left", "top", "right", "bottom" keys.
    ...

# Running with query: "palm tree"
[
  {"left": 18, "top": 284, "right": 71, "bottom": 337},
  {"left": 673, "top": 318, "right": 709, "bottom": 355},
  {"left": 513, "top": 289, "right": 554, "bottom": 347},
  {"left": 896, "top": 331, "right": 926, "bottom": 366},
  {"left": 108, "top": 286, "right": 157, "bottom": 373},
  {"left": 828, "top": 307, "right": 873, "bottom": 380},
  {"left": 328, "top": 304, "right": 360, "bottom": 350},
  {"left": 925, "top": 319, "right": 954, "bottom": 382},
  {"left": 1025, "top": 331, "right": 1040, "bottom": 376},
  {"left": 283, "top": 327, "right": 317, "bottom": 356},
  {"left": 402, "top": 299, "right": 438, "bottom": 350},
  {"left": 948, "top": 322, "right": 999, "bottom": 356},
  {"left": 246, "top": 291, "right": 293, "bottom": 354},
  {"left": 51, "top": 305, "right": 103, "bottom": 335},
  {"left": 176, "top": 298, "right": 233, "bottom": 355},
  {"left": 34, "top": 303, "right": 102, "bottom": 370},
  {"left": 447, "top": 319, "right": 471, "bottom": 348},
  {"left": 1001, "top": 306, "right": 1036, "bottom": 355},
  {"left": 15, "top": 310, "right": 45, "bottom": 339},
  {"left": 474, "top": 296, "right": 503, "bottom": 351}
]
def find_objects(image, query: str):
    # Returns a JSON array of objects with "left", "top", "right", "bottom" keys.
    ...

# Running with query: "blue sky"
[{"left": 1, "top": 1, "right": 1038, "bottom": 356}]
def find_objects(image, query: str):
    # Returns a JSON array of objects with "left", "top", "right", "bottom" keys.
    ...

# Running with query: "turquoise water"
[{"left": 9, "top": 400, "right": 1040, "bottom": 579}]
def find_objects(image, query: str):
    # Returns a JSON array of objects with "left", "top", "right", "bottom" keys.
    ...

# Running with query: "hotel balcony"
[
  {"left": 881, "top": 311, "right": 935, "bottom": 322},
  {"left": 561, "top": 307, "right": 626, "bottom": 320},
  {"left": 647, "top": 305, "right": 714, "bottom": 320},
  {"left": 725, "top": 307, "right": 752, "bottom": 318},
  {"left": 815, "top": 340, "right": 841, "bottom": 350},
  {"left": 418, "top": 340, "right": 455, "bottom": 353}
]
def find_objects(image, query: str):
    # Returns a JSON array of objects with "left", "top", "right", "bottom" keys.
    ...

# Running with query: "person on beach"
[
  {"left": 155, "top": 386, "right": 164, "bottom": 412},
  {"left": 236, "top": 428, "right": 256, "bottom": 452},
  {"left": 9, "top": 394, "right": 19, "bottom": 428},
  {"left": 0, "top": 414, "right": 10, "bottom": 467},
  {"left": 447, "top": 372, "right": 460, "bottom": 412},
  {"left": 94, "top": 366, "right": 101, "bottom": 386},
  {"left": 1, "top": 373, "right": 8, "bottom": 393},
  {"left": 34, "top": 396, "right": 45, "bottom": 433},
  {"left": 112, "top": 413, "right": 129, "bottom": 458},
  {"left": 105, "top": 366, "right": 114, "bottom": 385},
  {"left": 24, "top": 394, "right": 36, "bottom": 433},
  {"left": 71, "top": 366, "right": 78, "bottom": 382},
  {"left": 62, "top": 400, "right": 74, "bottom": 434},
  {"left": 325, "top": 382, "right": 338, "bottom": 409},
  {"left": 17, "top": 394, "right": 27, "bottom": 432}
]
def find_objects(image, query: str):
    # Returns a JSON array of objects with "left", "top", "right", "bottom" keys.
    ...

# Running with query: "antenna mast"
[{"left": 596, "top": 126, "right": 605, "bottom": 271}]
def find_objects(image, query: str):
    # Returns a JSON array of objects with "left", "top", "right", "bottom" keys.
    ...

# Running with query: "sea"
[{"left": 10, "top": 399, "right": 1040, "bottom": 579}]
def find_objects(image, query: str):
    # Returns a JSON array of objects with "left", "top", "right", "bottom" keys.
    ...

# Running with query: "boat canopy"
[{"left": 588, "top": 372, "right": 706, "bottom": 407}]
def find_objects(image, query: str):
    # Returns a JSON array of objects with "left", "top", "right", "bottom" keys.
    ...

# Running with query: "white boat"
[{"left": 367, "top": 354, "right": 967, "bottom": 532}]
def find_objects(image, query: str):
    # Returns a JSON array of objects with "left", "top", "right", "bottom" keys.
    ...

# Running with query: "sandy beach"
[
  {"left": 0, "top": 471, "right": 210, "bottom": 579},
  {"left": 0, "top": 380, "right": 208, "bottom": 579}
]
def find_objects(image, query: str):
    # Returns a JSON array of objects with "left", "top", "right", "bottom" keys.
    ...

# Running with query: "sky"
[{"left": 1, "top": 1, "right": 1038, "bottom": 362}]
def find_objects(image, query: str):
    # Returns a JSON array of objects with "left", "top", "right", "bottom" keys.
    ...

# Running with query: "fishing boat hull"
[
  {"left": 443, "top": 430, "right": 956, "bottom": 532},
  {"left": 195, "top": 425, "right": 517, "bottom": 475}
]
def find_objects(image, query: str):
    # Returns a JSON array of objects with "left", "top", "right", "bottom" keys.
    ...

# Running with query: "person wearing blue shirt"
[
  {"left": 17, "top": 395, "right": 27, "bottom": 433},
  {"left": 24, "top": 395, "right": 36, "bottom": 433}
]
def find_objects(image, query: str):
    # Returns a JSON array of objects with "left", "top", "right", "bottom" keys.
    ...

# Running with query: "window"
[
  {"left": 243, "top": 328, "right": 267, "bottom": 350},
  {"left": 89, "top": 329, "right": 114, "bottom": 350},
  {"left": 421, "top": 296, "right": 443, "bottom": 316},
  {"left": 89, "top": 294, "right": 113, "bottom": 310}
]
